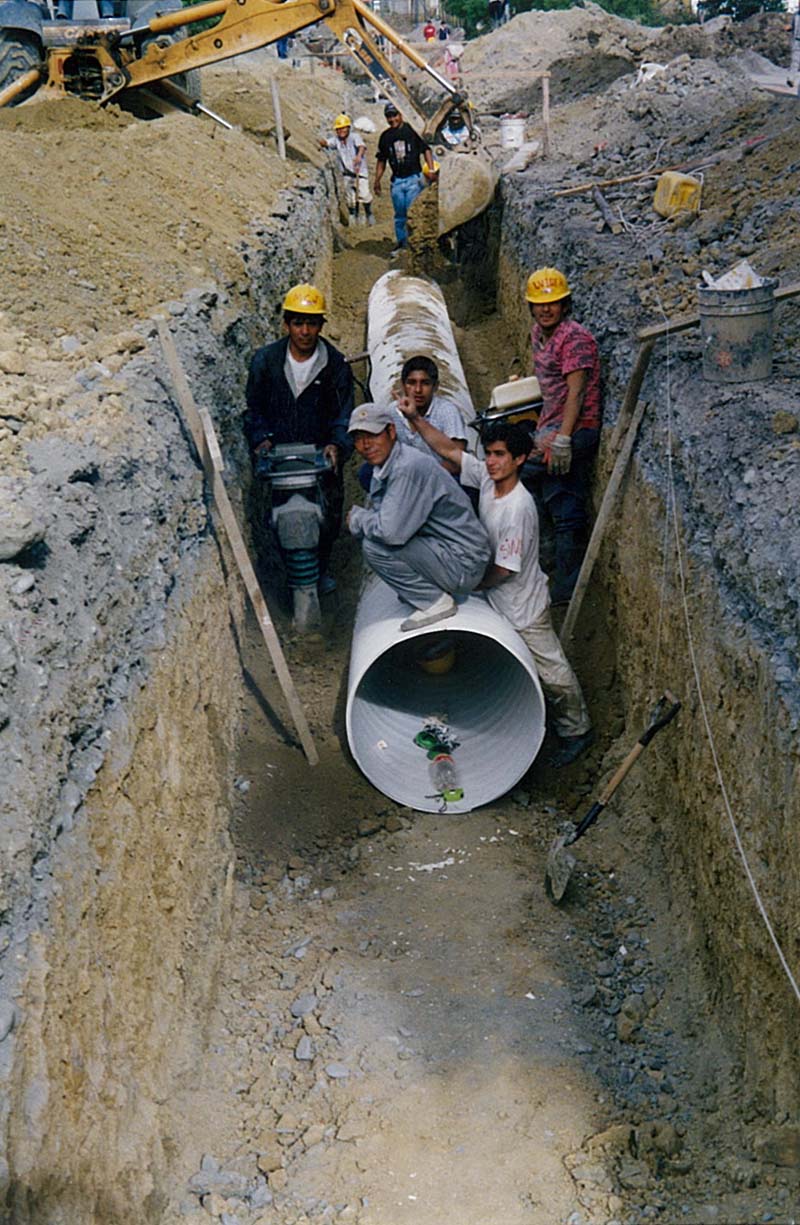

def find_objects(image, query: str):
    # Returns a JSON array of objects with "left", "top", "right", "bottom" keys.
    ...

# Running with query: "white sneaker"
[{"left": 400, "top": 593, "right": 457, "bottom": 632}]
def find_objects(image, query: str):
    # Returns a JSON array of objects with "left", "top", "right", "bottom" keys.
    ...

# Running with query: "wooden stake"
[
  {"left": 158, "top": 320, "right": 319, "bottom": 767},
  {"left": 560, "top": 398, "right": 648, "bottom": 645},
  {"left": 609, "top": 338, "right": 655, "bottom": 454},
  {"left": 541, "top": 72, "right": 550, "bottom": 160},
  {"left": 270, "top": 78, "right": 286, "bottom": 161}
]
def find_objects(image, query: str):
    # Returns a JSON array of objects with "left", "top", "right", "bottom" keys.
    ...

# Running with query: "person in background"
[
  {"left": 422, "top": 18, "right": 436, "bottom": 40},
  {"left": 523, "top": 266, "right": 601, "bottom": 605},
  {"left": 347, "top": 404, "right": 490, "bottom": 632},
  {"left": 373, "top": 102, "right": 436, "bottom": 253},
  {"left": 244, "top": 283, "right": 354, "bottom": 593},
  {"left": 320, "top": 113, "right": 375, "bottom": 226},
  {"left": 396, "top": 407, "right": 593, "bottom": 766},
  {"left": 437, "top": 19, "right": 450, "bottom": 39}
]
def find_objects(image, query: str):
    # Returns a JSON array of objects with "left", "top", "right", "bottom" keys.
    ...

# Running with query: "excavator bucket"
[{"left": 437, "top": 148, "right": 498, "bottom": 236}]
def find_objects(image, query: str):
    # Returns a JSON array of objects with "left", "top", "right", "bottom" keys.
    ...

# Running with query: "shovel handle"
[{"left": 571, "top": 692, "right": 681, "bottom": 843}]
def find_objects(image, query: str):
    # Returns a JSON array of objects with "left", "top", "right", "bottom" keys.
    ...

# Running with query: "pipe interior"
[{"left": 349, "top": 629, "right": 545, "bottom": 813}]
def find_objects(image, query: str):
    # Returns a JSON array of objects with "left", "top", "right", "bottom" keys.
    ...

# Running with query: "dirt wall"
[
  {"left": 496, "top": 155, "right": 800, "bottom": 1115},
  {"left": 0, "top": 161, "right": 334, "bottom": 1221}
]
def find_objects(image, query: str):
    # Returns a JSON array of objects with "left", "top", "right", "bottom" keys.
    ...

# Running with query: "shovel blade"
[{"left": 545, "top": 833, "right": 577, "bottom": 904}]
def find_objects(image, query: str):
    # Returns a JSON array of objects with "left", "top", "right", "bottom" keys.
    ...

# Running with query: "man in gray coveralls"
[{"left": 346, "top": 403, "right": 491, "bottom": 632}]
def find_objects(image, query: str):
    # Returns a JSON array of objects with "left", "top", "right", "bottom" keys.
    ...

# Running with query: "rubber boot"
[
  {"left": 365, "top": 206, "right": 376, "bottom": 227},
  {"left": 348, "top": 208, "right": 357, "bottom": 227}
]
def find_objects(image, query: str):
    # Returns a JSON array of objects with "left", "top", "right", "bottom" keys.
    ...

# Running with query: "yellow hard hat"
[
  {"left": 333, "top": 113, "right": 351, "bottom": 130},
  {"left": 417, "top": 642, "right": 456, "bottom": 674},
  {"left": 422, "top": 159, "right": 440, "bottom": 178},
  {"left": 525, "top": 267, "right": 571, "bottom": 304},
  {"left": 282, "top": 283, "right": 327, "bottom": 315}
]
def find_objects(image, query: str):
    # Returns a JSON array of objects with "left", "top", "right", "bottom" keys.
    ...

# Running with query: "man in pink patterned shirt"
[{"left": 525, "top": 266, "right": 601, "bottom": 604}]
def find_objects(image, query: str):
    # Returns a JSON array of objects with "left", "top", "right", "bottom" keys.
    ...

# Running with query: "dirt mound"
[
  {"left": 460, "top": 1, "right": 658, "bottom": 113},
  {"left": 453, "top": 5, "right": 789, "bottom": 116},
  {"left": 0, "top": 59, "right": 359, "bottom": 344},
  {"left": 0, "top": 96, "right": 129, "bottom": 132}
]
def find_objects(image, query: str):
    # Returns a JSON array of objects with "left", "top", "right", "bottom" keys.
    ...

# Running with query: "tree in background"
[
  {"left": 698, "top": 0, "right": 784, "bottom": 19},
  {"left": 447, "top": 0, "right": 682, "bottom": 38}
]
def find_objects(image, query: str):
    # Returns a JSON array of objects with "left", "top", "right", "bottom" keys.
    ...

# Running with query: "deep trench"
[{"left": 3, "top": 155, "right": 800, "bottom": 1225}]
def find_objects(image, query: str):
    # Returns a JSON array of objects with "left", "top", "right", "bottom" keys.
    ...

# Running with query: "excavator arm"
[{"left": 111, "top": 0, "right": 465, "bottom": 141}]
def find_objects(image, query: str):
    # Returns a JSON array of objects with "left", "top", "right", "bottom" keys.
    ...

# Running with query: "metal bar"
[
  {"left": 270, "top": 77, "right": 286, "bottom": 160},
  {"left": 541, "top": 71, "right": 550, "bottom": 160},
  {"left": 0, "top": 67, "right": 41, "bottom": 109},
  {"left": 636, "top": 280, "right": 800, "bottom": 342}
]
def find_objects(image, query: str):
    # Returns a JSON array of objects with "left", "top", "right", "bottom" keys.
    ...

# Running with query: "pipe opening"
[{"left": 346, "top": 586, "right": 546, "bottom": 814}]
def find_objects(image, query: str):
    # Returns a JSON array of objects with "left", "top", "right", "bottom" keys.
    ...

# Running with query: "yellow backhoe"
[{"left": 0, "top": 0, "right": 497, "bottom": 234}]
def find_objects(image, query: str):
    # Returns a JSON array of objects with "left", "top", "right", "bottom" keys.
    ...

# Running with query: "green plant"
[
  {"left": 447, "top": 0, "right": 679, "bottom": 38},
  {"left": 698, "top": 0, "right": 784, "bottom": 18}
]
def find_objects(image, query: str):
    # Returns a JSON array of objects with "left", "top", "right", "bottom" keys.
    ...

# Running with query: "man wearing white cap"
[{"left": 347, "top": 403, "right": 491, "bottom": 631}]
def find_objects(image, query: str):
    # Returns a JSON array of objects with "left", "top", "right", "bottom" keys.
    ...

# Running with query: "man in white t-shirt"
[
  {"left": 393, "top": 355, "right": 467, "bottom": 471},
  {"left": 358, "top": 355, "right": 468, "bottom": 493},
  {"left": 396, "top": 405, "right": 592, "bottom": 766},
  {"left": 320, "top": 114, "right": 375, "bottom": 226}
]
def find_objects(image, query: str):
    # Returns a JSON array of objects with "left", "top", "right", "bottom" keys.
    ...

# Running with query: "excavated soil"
[{"left": 2, "top": 14, "right": 800, "bottom": 1225}]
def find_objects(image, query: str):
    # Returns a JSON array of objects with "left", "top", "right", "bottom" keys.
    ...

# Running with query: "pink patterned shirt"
[{"left": 531, "top": 318, "right": 601, "bottom": 433}]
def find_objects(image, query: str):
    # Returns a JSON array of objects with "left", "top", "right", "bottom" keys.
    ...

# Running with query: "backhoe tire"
[{"left": 0, "top": 30, "right": 41, "bottom": 105}]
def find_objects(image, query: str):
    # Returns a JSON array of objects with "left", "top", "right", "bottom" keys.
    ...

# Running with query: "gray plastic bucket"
[{"left": 697, "top": 278, "right": 778, "bottom": 383}]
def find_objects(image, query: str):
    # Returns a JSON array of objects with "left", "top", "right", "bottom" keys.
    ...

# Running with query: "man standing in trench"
[
  {"left": 244, "top": 283, "right": 354, "bottom": 593},
  {"left": 524, "top": 267, "right": 601, "bottom": 605},
  {"left": 396, "top": 404, "right": 593, "bottom": 766},
  {"left": 319, "top": 113, "right": 375, "bottom": 227},
  {"left": 373, "top": 102, "right": 436, "bottom": 253},
  {"left": 346, "top": 403, "right": 491, "bottom": 631}
]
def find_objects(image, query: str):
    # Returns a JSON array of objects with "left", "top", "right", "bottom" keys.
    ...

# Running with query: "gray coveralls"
[{"left": 348, "top": 441, "right": 491, "bottom": 608}]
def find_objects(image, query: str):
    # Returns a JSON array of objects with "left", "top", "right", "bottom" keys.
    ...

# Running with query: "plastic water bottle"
[{"left": 428, "top": 753, "right": 464, "bottom": 804}]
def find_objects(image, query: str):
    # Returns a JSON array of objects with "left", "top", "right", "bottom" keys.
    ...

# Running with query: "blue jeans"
[{"left": 390, "top": 174, "right": 424, "bottom": 246}]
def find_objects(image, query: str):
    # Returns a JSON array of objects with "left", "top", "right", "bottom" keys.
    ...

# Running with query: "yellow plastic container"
[{"left": 653, "top": 171, "right": 702, "bottom": 219}]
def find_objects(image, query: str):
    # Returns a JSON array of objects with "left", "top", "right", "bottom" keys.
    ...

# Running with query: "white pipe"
[
  {"left": 346, "top": 576, "right": 546, "bottom": 814},
  {"left": 366, "top": 271, "right": 475, "bottom": 436}
]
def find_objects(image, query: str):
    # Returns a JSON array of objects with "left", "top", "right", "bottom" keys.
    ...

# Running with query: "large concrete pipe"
[
  {"left": 346, "top": 577, "right": 546, "bottom": 813},
  {"left": 366, "top": 271, "right": 475, "bottom": 434}
]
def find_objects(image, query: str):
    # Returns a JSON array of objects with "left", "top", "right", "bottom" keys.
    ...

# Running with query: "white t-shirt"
[
  {"left": 326, "top": 132, "right": 368, "bottom": 178},
  {"left": 460, "top": 450, "right": 550, "bottom": 629},
  {"left": 394, "top": 395, "right": 468, "bottom": 464},
  {"left": 287, "top": 349, "right": 320, "bottom": 397}
]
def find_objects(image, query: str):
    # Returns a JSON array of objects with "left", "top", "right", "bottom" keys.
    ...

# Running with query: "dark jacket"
[{"left": 244, "top": 336, "right": 354, "bottom": 457}]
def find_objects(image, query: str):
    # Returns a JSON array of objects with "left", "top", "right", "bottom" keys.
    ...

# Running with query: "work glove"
[{"left": 549, "top": 433, "right": 572, "bottom": 475}]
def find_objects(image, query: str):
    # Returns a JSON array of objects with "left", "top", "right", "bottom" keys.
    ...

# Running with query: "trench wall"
[
  {"left": 0, "top": 178, "right": 332, "bottom": 1221},
  {"left": 497, "top": 175, "right": 800, "bottom": 1112}
]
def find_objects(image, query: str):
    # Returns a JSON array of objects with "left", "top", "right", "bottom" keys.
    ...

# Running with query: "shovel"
[{"left": 545, "top": 691, "right": 681, "bottom": 903}]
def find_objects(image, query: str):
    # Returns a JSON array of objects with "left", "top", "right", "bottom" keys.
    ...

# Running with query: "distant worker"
[
  {"left": 244, "top": 283, "right": 354, "bottom": 593},
  {"left": 373, "top": 102, "right": 436, "bottom": 253},
  {"left": 422, "top": 18, "right": 436, "bottom": 40},
  {"left": 488, "top": 0, "right": 503, "bottom": 27},
  {"left": 276, "top": 35, "right": 290, "bottom": 58},
  {"left": 346, "top": 404, "right": 491, "bottom": 632},
  {"left": 524, "top": 267, "right": 601, "bottom": 605},
  {"left": 396, "top": 408, "right": 593, "bottom": 766},
  {"left": 320, "top": 114, "right": 375, "bottom": 226},
  {"left": 437, "top": 19, "right": 450, "bottom": 40},
  {"left": 441, "top": 109, "right": 470, "bottom": 147}
]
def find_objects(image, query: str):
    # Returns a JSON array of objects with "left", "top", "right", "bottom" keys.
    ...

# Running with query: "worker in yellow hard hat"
[
  {"left": 319, "top": 113, "right": 375, "bottom": 226},
  {"left": 243, "top": 283, "right": 354, "bottom": 593},
  {"left": 523, "top": 266, "right": 602, "bottom": 607}
]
